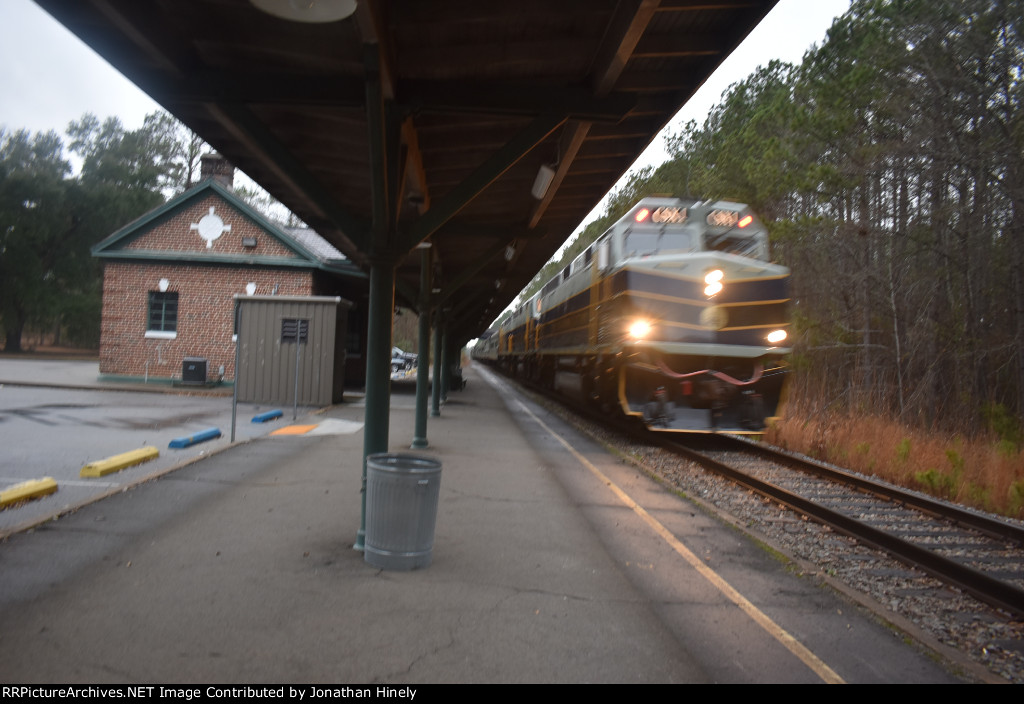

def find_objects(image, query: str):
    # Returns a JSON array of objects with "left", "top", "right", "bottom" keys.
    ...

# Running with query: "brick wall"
[
  {"left": 124, "top": 194, "right": 296, "bottom": 257},
  {"left": 99, "top": 262, "right": 313, "bottom": 381}
]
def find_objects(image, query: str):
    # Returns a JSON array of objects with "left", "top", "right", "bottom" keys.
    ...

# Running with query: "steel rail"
[
  {"left": 487, "top": 364, "right": 1024, "bottom": 619},
  {"left": 722, "top": 435, "right": 1024, "bottom": 547},
  {"left": 658, "top": 437, "right": 1024, "bottom": 620}
]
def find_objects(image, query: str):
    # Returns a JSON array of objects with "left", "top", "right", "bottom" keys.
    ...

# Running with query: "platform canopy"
[{"left": 36, "top": 0, "right": 777, "bottom": 345}]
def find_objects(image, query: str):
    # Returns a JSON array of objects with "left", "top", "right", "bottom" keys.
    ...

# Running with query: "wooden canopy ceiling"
[{"left": 36, "top": 0, "right": 777, "bottom": 344}]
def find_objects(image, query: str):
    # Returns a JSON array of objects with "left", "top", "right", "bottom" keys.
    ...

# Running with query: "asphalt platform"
[
  {"left": 0, "top": 360, "right": 699, "bottom": 683},
  {"left": 0, "top": 358, "right": 965, "bottom": 684}
]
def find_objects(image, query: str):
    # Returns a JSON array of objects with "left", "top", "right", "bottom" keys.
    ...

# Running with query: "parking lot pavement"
[
  {"left": 0, "top": 357, "right": 105, "bottom": 390},
  {"left": 0, "top": 384, "right": 324, "bottom": 535}
]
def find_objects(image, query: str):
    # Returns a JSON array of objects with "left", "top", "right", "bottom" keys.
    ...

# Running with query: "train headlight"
[
  {"left": 767, "top": 329, "right": 787, "bottom": 344},
  {"left": 704, "top": 269, "right": 724, "bottom": 296},
  {"left": 628, "top": 319, "right": 652, "bottom": 340}
]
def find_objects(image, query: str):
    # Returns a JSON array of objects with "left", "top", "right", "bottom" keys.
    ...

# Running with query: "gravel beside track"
[{"left": 529, "top": 390, "right": 1024, "bottom": 683}]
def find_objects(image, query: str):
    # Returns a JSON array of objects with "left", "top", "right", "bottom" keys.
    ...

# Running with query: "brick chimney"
[{"left": 200, "top": 153, "right": 235, "bottom": 190}]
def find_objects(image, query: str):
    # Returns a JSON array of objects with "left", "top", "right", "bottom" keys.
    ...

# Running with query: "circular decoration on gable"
[{"left": 190, "top": 206, "right": 232, "bottom": 248}]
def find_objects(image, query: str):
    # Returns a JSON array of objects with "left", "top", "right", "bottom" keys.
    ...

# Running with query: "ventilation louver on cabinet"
[{"left": 281, "top": 318, "right": 309, "bottom": 344}]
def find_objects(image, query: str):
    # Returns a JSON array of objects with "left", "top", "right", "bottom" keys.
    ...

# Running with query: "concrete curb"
[
  {"left": 252, "top": 409, "right": 284, "bottom": 423},
  {"left": 81, "top": 447, "right": 160, "bottom": 478},
  {"left": 169, "top": 427, "right": 223, "bottom": 448},
  {"left": 0, "top": 478, "right": 58, "bottom": 509},
  {"left": 0, "top": 438, "right": 253, "bottom": 541}
]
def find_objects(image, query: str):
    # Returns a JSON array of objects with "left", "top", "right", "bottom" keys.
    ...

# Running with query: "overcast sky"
[{"left": 0, "top": 0, "right": 851, "bottom": 226}]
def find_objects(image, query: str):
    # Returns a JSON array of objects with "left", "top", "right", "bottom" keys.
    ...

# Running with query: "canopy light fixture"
[
  {"left": 251, "top": 0, "right": 357, "bottom": 23},
  {"left": 531, "top": 164, "right": 555, "bottom": 200}
]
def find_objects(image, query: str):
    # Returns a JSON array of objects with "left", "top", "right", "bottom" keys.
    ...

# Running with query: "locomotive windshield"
[
  {"left": 617, "top": 199, "right": 770, "bottom": 262},
  {"left": 700, "top": 204, "right": 769, "bottom": 260},
  {"left": 623, "top": 229, "right": 694, "bottom": 258},
  {"left": 705, "top": 229, "right": 764, "bottom": 259}
]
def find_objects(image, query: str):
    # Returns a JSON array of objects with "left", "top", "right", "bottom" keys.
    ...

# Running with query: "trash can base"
[{"left": 364, "top": 546, "right": 433, "bottom": 571}]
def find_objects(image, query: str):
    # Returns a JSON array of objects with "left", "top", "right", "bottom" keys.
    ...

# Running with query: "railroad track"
[
  {"left": 503, "top": 367, "right": 1024, "bottom": 621},
  {"left": 480, "top": 365, "right": 1024, "bottom": 679},
  {"left": 656, "top": 434, "right": 1024, "bottom": 620}
]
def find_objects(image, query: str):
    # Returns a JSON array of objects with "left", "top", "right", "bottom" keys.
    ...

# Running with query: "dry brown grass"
[{"left": 765, "top": 408, "right": 1024, "bottom": 519}]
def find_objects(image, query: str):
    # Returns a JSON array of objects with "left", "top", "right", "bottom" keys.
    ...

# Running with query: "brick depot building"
[{"left": 92, "top": 157, "right": 365, "bottom": 385}]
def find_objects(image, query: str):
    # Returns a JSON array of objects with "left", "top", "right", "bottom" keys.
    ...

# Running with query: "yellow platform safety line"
[
  {"left": 270, "top": 424, "right": 318, "bottom": 436},
  {"left": 513, "top": 397, "right": 847, "bottom": 685},
  {"left": 81, "top": 446, "right": 160, "bottom": 478},
  {"left": 0, "top": 477, "right": 58, "bottom": 508}
]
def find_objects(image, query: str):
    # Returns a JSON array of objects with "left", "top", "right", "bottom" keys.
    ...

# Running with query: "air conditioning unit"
[{"left": 182, "top": 357, "right": 208, "bottom": 384}]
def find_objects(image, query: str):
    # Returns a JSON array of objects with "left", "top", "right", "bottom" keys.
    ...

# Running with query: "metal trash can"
[{"left": 364, "top": 453, "right": 442, "bottom": 570}]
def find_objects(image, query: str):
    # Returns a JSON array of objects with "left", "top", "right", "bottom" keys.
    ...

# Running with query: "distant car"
[{"left": 391, "top": 347, "right": 417, "bottom": 374}]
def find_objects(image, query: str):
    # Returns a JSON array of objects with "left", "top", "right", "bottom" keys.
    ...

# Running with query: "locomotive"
[{"left": 475, "top": 196, "right": 791, "bottom": 433}]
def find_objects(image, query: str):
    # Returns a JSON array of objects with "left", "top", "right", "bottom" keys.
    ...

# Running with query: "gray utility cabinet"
[{"left": 234, "top": 295, "right": 351, "bottom": 406}]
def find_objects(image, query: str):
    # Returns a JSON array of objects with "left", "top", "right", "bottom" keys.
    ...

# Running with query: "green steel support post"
[
  {"left": 358, "top": 43, "right": 402, "bottom": 551},
  {"left": 440, "top": 328, "right": 450, "bottom": 403},
  {"left": 357, "top": 255, "right": 395, "bottom": 551},
  {"left": 431, "top": 316, "right": 443, "bottom": 417},
  {"left": 412, "top": 246, "right": 431, "bottom": 448}
]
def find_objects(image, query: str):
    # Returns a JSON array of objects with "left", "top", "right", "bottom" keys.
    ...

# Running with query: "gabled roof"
[
  {"left": 92, "top": 178, "right": 365, "bottom": 279},
  {"left": 283, "top": 226, "right": 347, "bottom": 262}
]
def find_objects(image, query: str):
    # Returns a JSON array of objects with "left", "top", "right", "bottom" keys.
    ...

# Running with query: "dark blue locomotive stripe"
[
  {"left": 614, "top": 294, "right": 789, "bottom": 329},
  {"left": 538, "top": 301, "right": 786, "bottom": 351},
  {"left": 524, "top": 264, "right": 789, "bottom": 353},
  {"left": 538, "top": 290, "right": 590, "bottom": 349},
  {"left": 539, "top": 287, "right": 590, "bottom": 326}
]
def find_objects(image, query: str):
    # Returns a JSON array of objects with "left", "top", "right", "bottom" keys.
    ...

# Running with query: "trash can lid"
[{"left": 366, "top": 453, "right": 441, "bottom": 473}]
